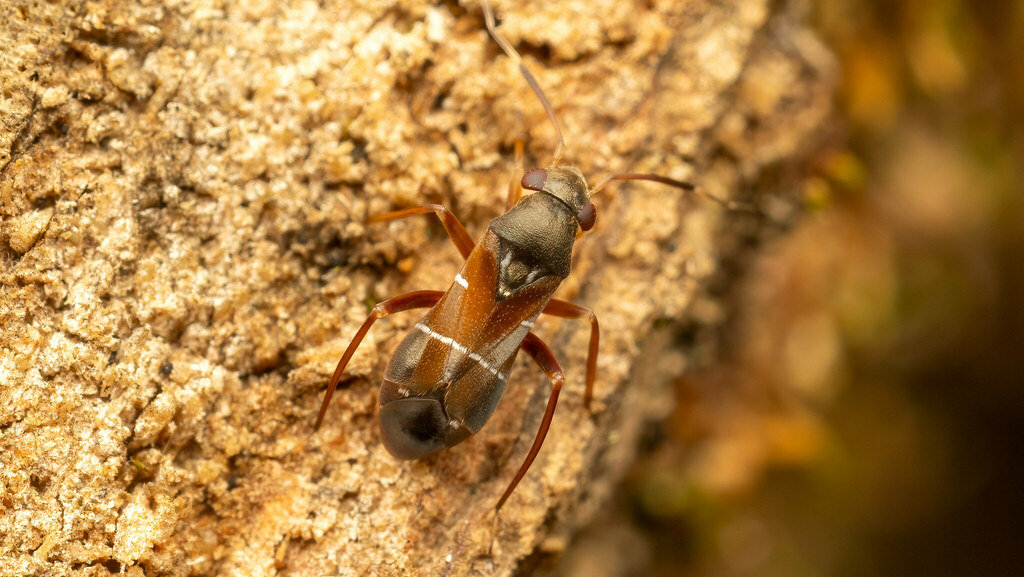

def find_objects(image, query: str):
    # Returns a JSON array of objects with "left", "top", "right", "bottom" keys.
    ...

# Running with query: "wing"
[{"left": 382, "top": 230, "right": 562, "bottom": 432}]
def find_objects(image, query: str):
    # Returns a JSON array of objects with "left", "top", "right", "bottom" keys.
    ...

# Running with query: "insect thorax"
[{"left": 489, "top": 192, "right": 578, "bottom": 296}]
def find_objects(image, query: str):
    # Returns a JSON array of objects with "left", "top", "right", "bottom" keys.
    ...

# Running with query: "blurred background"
[{"left": 549, "top": 0, "right": 1024, "bottom": 575}]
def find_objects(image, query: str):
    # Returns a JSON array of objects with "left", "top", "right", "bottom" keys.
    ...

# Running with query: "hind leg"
[
  {"left": 315, "top": 290, "right": 444, "bottom": 430},
  {"left": 495, "top": 331, "right": 566, "bottom": 511}
]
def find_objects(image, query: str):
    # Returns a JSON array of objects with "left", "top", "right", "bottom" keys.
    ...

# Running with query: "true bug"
[{"left": 315, "top": 0, "right": 744, "bottom": 510}]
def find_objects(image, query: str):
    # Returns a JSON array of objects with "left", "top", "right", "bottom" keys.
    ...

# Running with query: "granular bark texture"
[{"left": 0, "top": 0, "right": 835, "bottom": 575}]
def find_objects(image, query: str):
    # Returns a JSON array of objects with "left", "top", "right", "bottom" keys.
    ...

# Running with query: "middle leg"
[
  {"left": 366, "top": 205, "right": 476, "bottom": 259},
  {"left": 541, "top": 299, "right": 600, "bottom": 409}
]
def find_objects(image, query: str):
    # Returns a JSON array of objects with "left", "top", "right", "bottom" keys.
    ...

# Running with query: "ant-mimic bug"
[{"left": 315, "top": 0, "right": 746, "bottom": 511}]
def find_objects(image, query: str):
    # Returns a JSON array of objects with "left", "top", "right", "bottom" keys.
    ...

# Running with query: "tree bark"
[{"left": 0, "top": 0, "right": 835, "bottom": 575}]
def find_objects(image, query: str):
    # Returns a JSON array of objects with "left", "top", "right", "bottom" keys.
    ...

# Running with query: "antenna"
[{"left": 481, "top": 0, "right": 565, "bottom": 165}]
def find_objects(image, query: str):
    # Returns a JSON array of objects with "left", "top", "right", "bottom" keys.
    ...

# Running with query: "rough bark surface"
[{"left": 0, "top": 0, "right": 835, "bottom": 575}]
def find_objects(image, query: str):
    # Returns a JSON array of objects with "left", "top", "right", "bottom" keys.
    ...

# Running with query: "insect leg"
[
  {"left": 505, "top": 139, "right": 525, "bottom": 210},
  {"left": 366, "top": 205, "right": 475, "bottom": 259},
  {"left": 541, "top": 299, "right": 600, "bottom": 409},
  {"left": 495, "top": 331, "right": 565, "bottom": 511},
  {"left": 315, "top": 290, "right": 445, "bottom": 430}
]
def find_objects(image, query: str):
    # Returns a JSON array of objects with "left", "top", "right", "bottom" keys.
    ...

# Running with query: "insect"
[{"left": 315, "top": 0, "right": 743, "bottom": 510}]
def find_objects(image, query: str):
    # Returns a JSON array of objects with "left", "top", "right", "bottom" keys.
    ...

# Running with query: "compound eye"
[
  {"left": 379, "top": 397, "right": 448, "bottom": 460},
  {"left": 577, "top": 202, "right": 597, "bottom": 231},
  {"left": 521, "top": 168, "right": 547, "bottom": 192}
]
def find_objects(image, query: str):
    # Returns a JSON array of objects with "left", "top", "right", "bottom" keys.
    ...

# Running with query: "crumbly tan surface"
[{"left": 0, "top": 0, "right": 834, "bottom": 575}]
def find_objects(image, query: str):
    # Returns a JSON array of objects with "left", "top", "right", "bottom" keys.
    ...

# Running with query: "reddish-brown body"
[
  {"left": 314, "top": 0, "right": 743, "bottom": 510},
  {"left": 379, "top": 230, "right": 559, "bottom": 457},
  {"left": 315, "top": 165, "right": 600, "bottom": 509}
]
